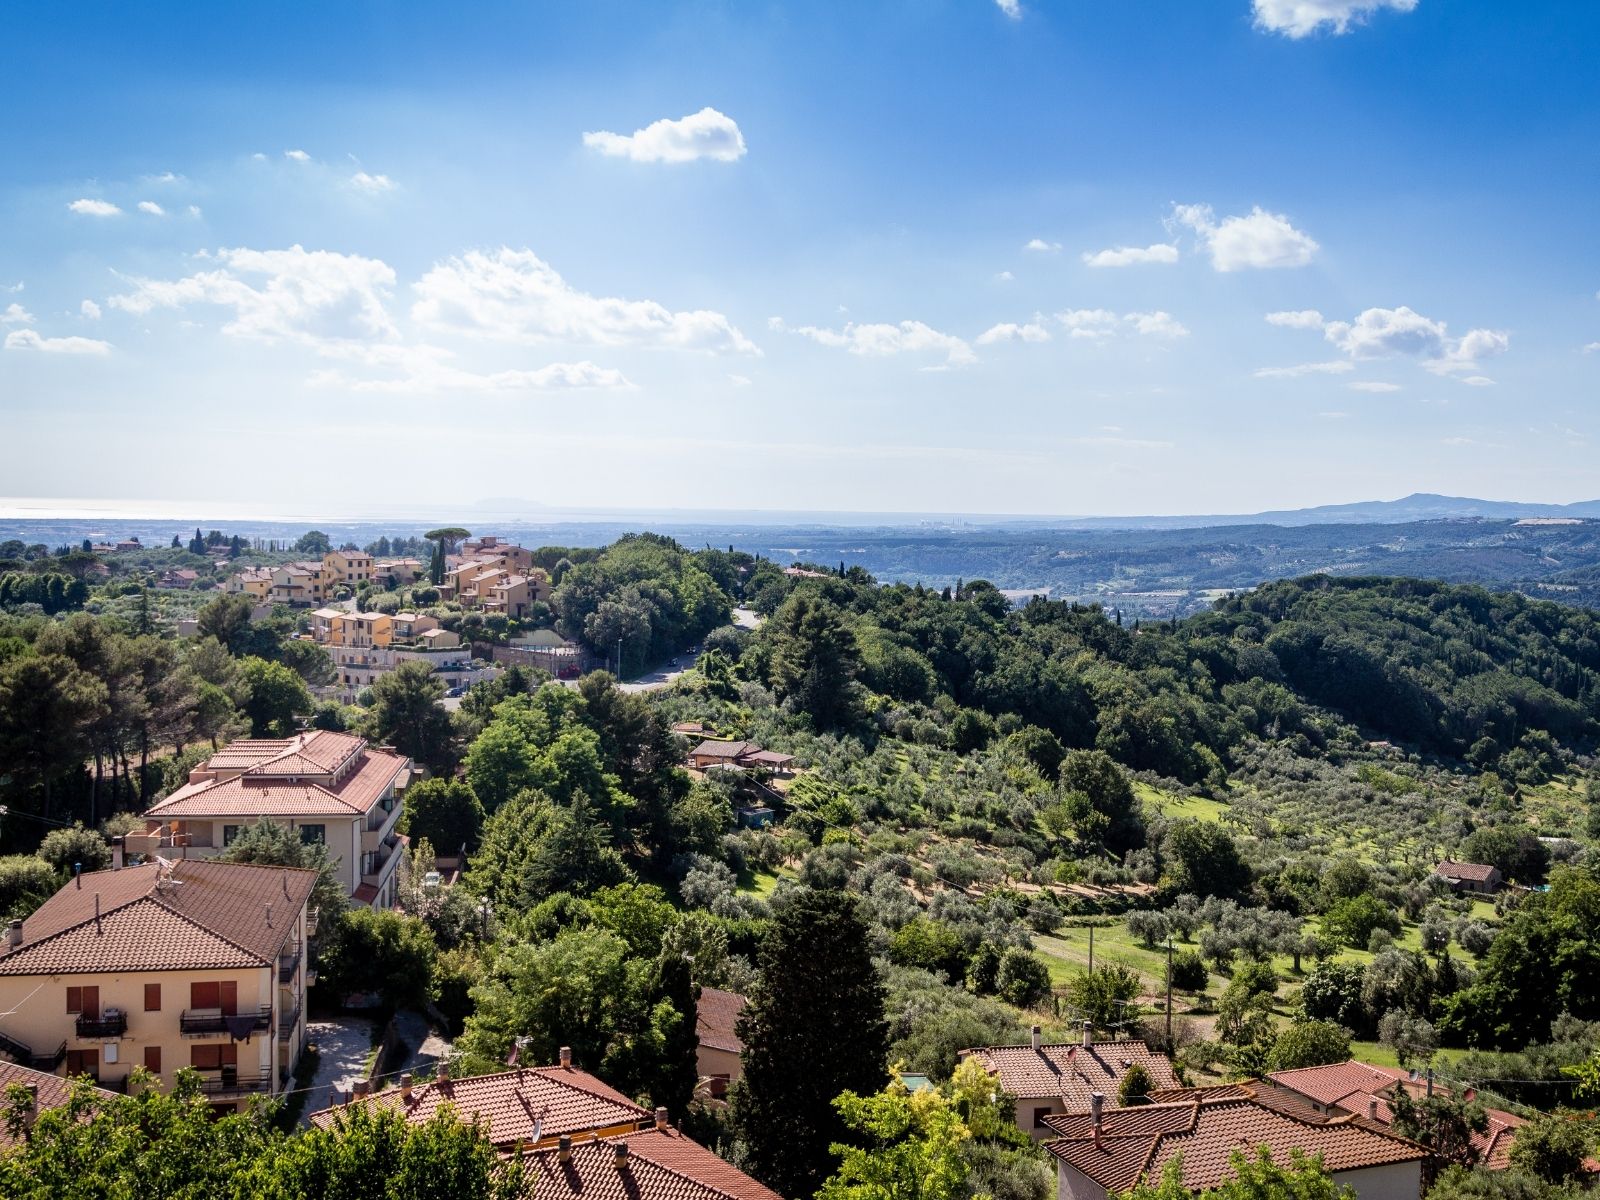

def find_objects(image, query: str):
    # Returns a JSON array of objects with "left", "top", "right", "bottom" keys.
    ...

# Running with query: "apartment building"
[
  {"left": 321, "top": 549, "right": 374, "bottom": 594},
  {"left": 132, "top": 730, "right": 410, "bottom": 909},
  {"left": 226, "top": 568, "right": 272, "bottom": 601},
  {"left": 0, "top": 860, "right": 315, "bottom": 1114}
]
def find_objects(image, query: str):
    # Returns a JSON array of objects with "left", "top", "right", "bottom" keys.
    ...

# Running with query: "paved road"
[
  {"left": 732, "top": 606, "right": 763, "bottom": 630},
  {"left": 300, "top": 1016, "right": 375, "bottom": 1122}
]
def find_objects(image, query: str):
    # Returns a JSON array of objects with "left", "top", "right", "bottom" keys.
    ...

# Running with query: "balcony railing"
[
  {"left": 278, "top": 953, "right": 299, "bottom": 984},
  {"left": 179, "top": 1006, "right": 271, "bottom": 1036},
  {"left": 75, "top": 1010, "right": 128, "bottom": 1038},
  {"left": 279, "top": 1002, "right": 301, "bottom": 1037},
  {"left": 195, "top": 1067, "right": 274, "bottom": 1095},
  {"left": 0, "top": 1029, "right": 65, "bottom": 1072}
]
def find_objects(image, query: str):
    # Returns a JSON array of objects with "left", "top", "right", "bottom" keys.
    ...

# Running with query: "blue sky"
[{"left": 2, "top": 0, "right": 1597, "bottom": 518}]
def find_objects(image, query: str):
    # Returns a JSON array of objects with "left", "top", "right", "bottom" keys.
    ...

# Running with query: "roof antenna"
[{"left": 94, "top": 893, "right": 102, "bottom": 934}]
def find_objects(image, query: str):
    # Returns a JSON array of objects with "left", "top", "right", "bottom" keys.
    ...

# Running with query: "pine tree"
[{"left": 732, "top": 889, "right": 888, "bottom": 1198}]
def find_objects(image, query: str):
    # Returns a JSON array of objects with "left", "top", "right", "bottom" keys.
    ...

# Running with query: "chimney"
[
  {"left": 7, "top": 920, "right": 21, "bottom": 951},
  {"left": 111, "top": 837, "right": 125, "bottom": 870},
  {"left": 1031, "top": 1025, "right": 1042, "bottom": 1053},
  {"left": 614, "top": 1141, "right": 631, "bottom": 1170},
  {"left": 1082, "top": 1020, "right": 1093, "bottom": 1047},
  {"left": 655, "top": 1106, "right": 669, "bottom": 1131},
  {"left": 437, "top": 1060, "right": 450, "bottom": 1083},
  {"left": 94, "top": 894, "right": 101, "bottom": 934},
  {"left": 74, "top": 863, "right": 82, "bottom": 888},
  {"left": 1091, "top": 1092, "right": 1105, "bottom": 1148},
  {"left": 265, "top": 903, "right": 273, "bottom": 929},
  {"left": 558, "top": 1135, "right": 572, "bottom": 1163},
  {"left": 1367, "top": 1098, "right": 1378, "bottom": 1121},
  {"left": 400, "top": 1073, "right": 413, "bottom": 1103},
  {"left": 559, "top": 1045, "right": 572, "bottom": 1069},
  {"left": 353, "top": 1079, "right": 370, "bottom": 1098},
  {"left": 20, "top": 1083, "right": 37, "bottom": 1134}
]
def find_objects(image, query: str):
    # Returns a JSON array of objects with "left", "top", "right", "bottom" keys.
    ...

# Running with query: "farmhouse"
[{"left": 1434, "top": 860, "right": 1502, "bottom": 894}]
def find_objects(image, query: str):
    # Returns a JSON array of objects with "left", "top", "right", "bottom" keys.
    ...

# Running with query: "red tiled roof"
[
  {"left": 1044, "top": 1092, "right": 1426, "bottom": 1193},
  {"left": 1436, "top": 861, "right": 1499, "bottom": 882},
  {"left": 688, "top": 741, "right": 756, "bottom": 761},
  {"left": 147, "top": 736, "right": 405, "bottom": 819},
  {"left": 696, "top": 989, "right": 746, "bottom": 1055},
  {"left": 0, "top": 1062, "right": 118, "bottom": 1148},
  {"left": 962, "top": 1040, "right": 1178, "bottom": 1106},
  {"left": 1265, "top": 1061, "right": 1409, "bottom": 1108},
  {"left": 309, "top": 1065, "right": 649, "bottom": 1145},
  {"left": 0, "top": 860, "right": 315, "bottom": 976},
  {"left": 518, "top": 1128, "right": 782, "bottom": 1200}
]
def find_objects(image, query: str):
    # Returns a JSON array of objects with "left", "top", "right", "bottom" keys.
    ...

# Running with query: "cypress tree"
[{"left": 731, "top": 889, "right": 887, "bottom": 1198}]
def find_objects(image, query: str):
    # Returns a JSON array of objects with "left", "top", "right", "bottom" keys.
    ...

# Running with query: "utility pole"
[
  {"left": 1088, "top": 925, "right": 1094, "bottom": 975},
  {"left": 1165, "top": 936, "right": 1174, "bottom": 1055},
  {"left": 616, "top": 636, "right": 623, "bottom": 680}
]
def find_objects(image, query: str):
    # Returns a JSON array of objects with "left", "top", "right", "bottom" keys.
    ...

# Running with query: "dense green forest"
[{"left": 4, "top": 536, "right": 1600, "bottom": 1198}]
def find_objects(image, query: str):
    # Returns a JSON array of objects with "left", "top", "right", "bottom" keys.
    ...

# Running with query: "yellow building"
[
  {"left": 321, "top": 550, "right": 375, "bottom": 595},
  {"left": 225, "top": 568, "right": 272, "bottom": 601},
  {"left": 0, "top": 860, "right": 315, "bottom": 1113}
]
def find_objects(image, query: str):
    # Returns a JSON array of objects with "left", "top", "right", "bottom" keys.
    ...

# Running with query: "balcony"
[
  {"left": 179, "top": 1006, "right": 271, "bottom": 1037},
  {"left": 75, "top": 1010, "right": 128, "bottom": 1038},
  {"left": 0, "top": 1029, "right": 65, "bottom": 1072},
  {"left": 278, "top": 951, "right": 300, "bottom": 984},
  {"left": 195, "top": 1067, "right": 274, "bottom": 1096},
  {"left": 360, "top": 835, "right": 399, "bottom": 883},
  {"left": 279, "top": 1002, "right": 301, "bottom": 1038}
]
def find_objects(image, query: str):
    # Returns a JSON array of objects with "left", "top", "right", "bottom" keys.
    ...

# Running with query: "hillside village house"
[
  {"left": 1043, "top": 1086, "right": 1427, "bottom": 1200},
  {"left": 0, "top": 1060, "right": 118, "bottom": 1146},
  {"left": 131, "top": 730, "right": 410, "bottom": 909},
  {"left": 226, "top": 567, "right": 273, "bottom": 601},
  {"left": 685, "top": 740, "right": 797, "bottom": 776},
  {"left": 695, "top": 987, "right": 746, "bottom": 1099},
  {"left": 310, "top": 1053, "right": 782, "bottom": 1200},
  {"left": 1434, "top": 860, "right": 1503, "bottom": 894},
  {"left": 1263, "top": 1060, "right": 1524, "bottom": 1169},
  {"left": 0, "top": 860, "right": 315, "bottom": 1113},
  {"left": 304, "top": 611, "right": 487, "bottom": 702},
  {"left": 962, "top": 1026, "right": 1179, "bottom": 1139}
]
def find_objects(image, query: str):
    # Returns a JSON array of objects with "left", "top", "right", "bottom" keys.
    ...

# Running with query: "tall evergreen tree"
[{"left": 732, "top": 888, "right": 888, "bottom": 1198}]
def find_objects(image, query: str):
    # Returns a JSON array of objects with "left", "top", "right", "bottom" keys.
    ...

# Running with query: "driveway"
[
  {"left": 300, "top": 1016, "right": 376, "bottom": 1123},
  {"left": 732, "top": 607, "right": 763, "bottom": 630}
]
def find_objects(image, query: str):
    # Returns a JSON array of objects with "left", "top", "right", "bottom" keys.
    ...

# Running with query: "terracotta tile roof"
[
  {"left": 1436, "top": 860, "right": 1499, "bottom": 882},
  {"left": 309, "top": 1065, "right": 650, "bottom": 1145},
  {"left": 0, "top": 1062, "right": 118, "bottom": 1148},
  {"left": 516, "top": 1128, "right": 783, "bottom": 1200},
  {"left": 688, "top": 741, "right": 756, "bottom": 761},
  {"left": 147, "top": 736, "right": 405, "bottom": 819},
  {"left": 696, "top": 989, "right": 746, "bottom": 1055},
  {"left": 0, "top": 860, "right": 315, "bottom": 976},
  {"left": 1266, "top": 1061, "right": 1409, "bottom": 1108},
  {"left": 1044, "top": 1092, "right": 1426, "bottom": 1193},
  {"left": 962, "top": 1040, "right": 1178, "bottom": 1107}
]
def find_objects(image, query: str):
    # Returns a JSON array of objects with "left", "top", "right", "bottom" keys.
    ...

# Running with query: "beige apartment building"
[
  {"left": 0, "top": 859, "right": 315, "bottom": 1113},
  {"left": 132, "top": 730, "right": 410, "bottom": 908}
]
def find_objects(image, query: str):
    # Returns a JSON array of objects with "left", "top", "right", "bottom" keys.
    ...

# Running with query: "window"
[
  {"left": 190, "top": 1043, "right": 237, "bottom": 1070},
  {"left": 144, "top": 983, "right": 161, "bottom": 1012},
  {"left": 299, "top": 824, "right": 326, "bottom": 846},
  {"left": 66, "top": 985, "right": 99, "bottom": 1016},
  {"left": 144, "top": 1045, "right": 162, "bottom": 1074},
  {"left": 1032, "top": 1106, "right": 1057, "bottom": 1129},
  {"left": 222, "top": 824, "right": 241, "bottom": 846},
  {"left": 66, "top": 1049, "right": 98, "bottom": 1079},
  {"left": 189, "top": 981, "right": 237, "bottom": 1014}
]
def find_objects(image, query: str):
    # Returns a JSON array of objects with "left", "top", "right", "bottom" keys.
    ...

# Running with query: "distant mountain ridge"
[{"left": 1038, "top": 493, "right": 1600, "bottom": 531}]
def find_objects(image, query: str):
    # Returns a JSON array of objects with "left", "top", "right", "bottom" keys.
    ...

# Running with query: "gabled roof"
[
  {"left": 0, "top": 860, "right": 315, "bottom": 976},
  {"left": 519, "top": 1127, "right": 783, "bottom": 1200},
  {"left": 1043, "top": 1089, "right": 1426, "bottom": 1193},
  {"left": 696, "top": 989, "right": 747, "bottom": 1055},
  {"left": 1436, "top": 860, "right": 1499, "bottom": 882},
  {"left": 146, "top": 732, "right": 404, "bottom": 819},
  {"left": 308, "top": 1065, "right": 649, "bottom": 1145},
  {"left": 0, "top": 1062, "right": 118, "bottom": 1148},
  {"left": 1265, "top": 1061, "right": 1409, "bottom": 1108},
  {"left": 688, "top": 741, "right": 757, "bottom": 761},
  {"left": 962, "top": 1040, "right": 1178, "bottom": 1106}
]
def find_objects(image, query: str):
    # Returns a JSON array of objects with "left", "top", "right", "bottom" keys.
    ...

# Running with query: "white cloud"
[
  {"left": 5, "top": 329, "right": 111, "bottom": 355},
  {"left": 252, "top": 153, "right": 268, "bottom": 162},
  {"left": 1319, "top": 411, "right": 1350, "bottom": 418},
  {"left": 995, "top": 270, "right": 1014, "bottom": 282},
  {"left": 412, "top": 247, "right": 756, "bottom": 354},
  {"left": 1461, "top": 375, "right": 1496, "bottom": 387},
  {"left": 976, "top": 320, "right": 1051, "bottom": 345},
  {"left": 1024, "top": 238, "right": 1061, "bottom": 253},
  {"left": 1585, "top": 342, "right": 1600, "bottom": 354},
  {"left": 310, "top": 348, "right": 631, "bottom": 394},
  {"left": 1321, "top": 305, "right": 1508, "bottom": 379},
  {"left": 728, "top": 374, "right": 753, "bottom": 387},
  {"left": 1348, "top": 380, "right": 1401, "bottom": 392},
  {"left": 285, "top": 149, "right": 311, "bottom": 162},
  {"left": 1, "top": 303, "right": 34, "bottom": 326},
  {"left": 188, "top": 205, "right": 203, "bottom": 218},
  {"left": 1082, "top": 243, "right": 1179, "bottom": 268},
  {"left": 583, "top": 107, "right": 746, "bottom": 164},
  {"left": 80, "top": 300, "right": 101, "bottom": 320},
  {"left": 1252, "top": 0, "right": 1418, "bottom": 39},
  {"left": 776, "top": 317, "right": 975, "bottom": 367},
  {"left": 1125, "top": 311, "right": 1189, "bottom": 338},
  {"left": 137, "top": 200, "right": 166, "bottom": 216},
  {"left": 995, "top": 0, "right": 1022, "bottom": 17},
  {"left": 110, "top": 244, "right": 400, "bottom": 348},
  {"left": 1056, "top": 309, "right": 1121, "bottom": 338},
  {"left": 67, "top": 198, "right": 121, "bottom": 217},
  {"left": 1172, "top": 203, "right": 1318, "bottom": 271},
  {"left": 147, "top": 171, "right": 183, "bottom": 184},
  {"left": 3, "top": 282, "right": 21, "bottom": 293},
  {"left": 1253, "top": 360, "right": 1354, "bottom": 378},
  {"left": 1266, "top": 309, "right": 1325, "bottom": 329},
  {"left": 351, "top": 171, "right": 396, "bottom": 193}
]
